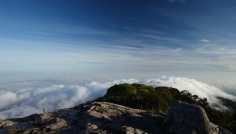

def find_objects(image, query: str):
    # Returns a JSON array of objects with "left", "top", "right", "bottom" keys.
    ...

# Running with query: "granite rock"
[{"left": 0, "top": 101, "right": 232, "bottom": 134}]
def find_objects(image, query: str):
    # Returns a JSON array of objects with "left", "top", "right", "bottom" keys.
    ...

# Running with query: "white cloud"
[
  {"left": 200, "top": 39, "right": 210, "bottom": 43},
  {"left": 141, "top": 77, "right": 236, "bottom": 103},
  {"left": 0, "top": 77, "right": 235, "bottom": 119}
]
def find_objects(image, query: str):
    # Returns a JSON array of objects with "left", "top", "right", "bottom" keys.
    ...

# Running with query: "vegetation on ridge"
[{"left": 96, "top": 83, "right": 236, "bottom": 133}]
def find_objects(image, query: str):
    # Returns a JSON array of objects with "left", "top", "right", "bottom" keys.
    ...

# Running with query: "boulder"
[{"left": 162, "top": 101, "right": 212, "bottom": 134}]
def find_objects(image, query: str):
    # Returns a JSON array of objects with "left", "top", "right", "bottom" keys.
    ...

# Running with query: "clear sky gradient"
[{"left": 1, "top": 0, "right": 236, "bottom": 89}]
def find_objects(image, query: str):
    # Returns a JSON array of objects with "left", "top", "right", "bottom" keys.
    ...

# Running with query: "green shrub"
[{"left": 95, "top": 83, "right": 236, "bottom": 133}]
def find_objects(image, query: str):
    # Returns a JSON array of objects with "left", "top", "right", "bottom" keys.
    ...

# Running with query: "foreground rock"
[
  {"left": 162, "top": 102, "right": 213, "bottom": 134},
  {"left": 0, "top": 102, "right": 232, "bottom": 134}
]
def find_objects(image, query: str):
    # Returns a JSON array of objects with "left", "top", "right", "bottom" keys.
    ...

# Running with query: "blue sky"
[{"left": 1, "top": 0, "right": 236, "bottom": 89}]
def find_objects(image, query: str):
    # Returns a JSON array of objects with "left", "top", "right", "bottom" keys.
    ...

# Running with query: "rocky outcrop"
[
  {"left": 162, "top": 102, "right": 213, "bottom": 134},
  {"left": 0, "top": 101, "right": 232, "bottom": 134}
]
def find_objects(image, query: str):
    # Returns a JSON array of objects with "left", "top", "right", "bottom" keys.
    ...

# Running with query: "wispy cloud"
[
  {"left": 1, "top": 20, "right": 236, "bottom": 75},
  {"left": 195, "top": 47, "right": 236, "bottom": 55},
  {"left": 200, "top": 39, "right": 210, "bottom": 43},
  {"left": 194, "top": 45, "right": 236, "bottom": 71}
]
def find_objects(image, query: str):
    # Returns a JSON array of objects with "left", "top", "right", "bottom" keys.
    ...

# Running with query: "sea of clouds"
[{"left": 0, "top": 76, "right": 235, "bottom": 119}]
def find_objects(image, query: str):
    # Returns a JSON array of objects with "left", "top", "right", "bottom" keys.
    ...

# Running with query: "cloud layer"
[{"left": 0, "top": 77, "right": 235, "bottom": 119}]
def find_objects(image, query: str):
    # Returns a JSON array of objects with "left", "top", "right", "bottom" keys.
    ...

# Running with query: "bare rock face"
[
  {"left": 162, "top": 101, "right": 215, "bottom": 134},
  {"left": 0, "top": 101, "right": 232, "bottom": 134},
  {"left": 0, "top": 102, "right": 164, "bottom": 134}
]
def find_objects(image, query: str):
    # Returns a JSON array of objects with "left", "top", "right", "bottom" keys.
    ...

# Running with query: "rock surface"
[
  {"left": 0, "top": 101, "right": 232, "bottom": 134},
  {"left": 162, "top": 102, "right": 214, "bottom": 134}
]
